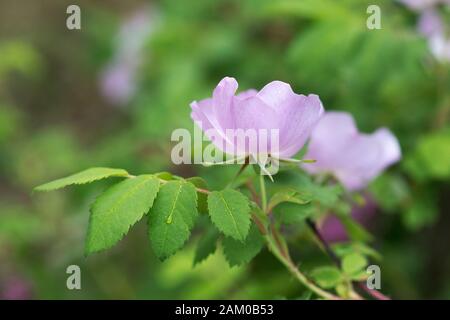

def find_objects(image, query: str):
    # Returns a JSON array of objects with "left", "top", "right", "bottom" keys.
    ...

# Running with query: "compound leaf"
[{"left": 85, "top": 175, "right": 159, "bottom": 255}]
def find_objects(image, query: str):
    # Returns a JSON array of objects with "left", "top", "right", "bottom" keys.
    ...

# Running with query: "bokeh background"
[{"left": 0, "top": 0, "right": 449, "bottom": 299}]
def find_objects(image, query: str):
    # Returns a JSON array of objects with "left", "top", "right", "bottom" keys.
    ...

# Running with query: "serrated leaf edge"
[
  {"left": 149, "top": 181, "right": 198, "bottom": 261},
  {"left": 34, "top": 167, "right": 129, "bottom": 192},
  {"left": 208, "top": 190, "right": 250, "bottom": 242},
  {"left": 85, "top": 175, "right": 159, "bottom": 255}
]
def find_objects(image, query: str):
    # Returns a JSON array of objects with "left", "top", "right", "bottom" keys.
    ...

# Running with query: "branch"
[{"left": 305, "top": 218, "right": 391, "bottom": 300}]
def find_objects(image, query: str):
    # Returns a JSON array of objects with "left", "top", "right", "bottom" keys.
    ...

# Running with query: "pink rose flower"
[
  {"left": 190, "top": 77, "right": 324, "bottom": 160},
  {"left": 303, "top": 112, "right": 401, "bottom": 191}
]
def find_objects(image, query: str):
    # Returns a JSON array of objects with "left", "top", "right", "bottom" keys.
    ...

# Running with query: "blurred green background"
[{"left": 0, "top": 0, "right": 449, "bottom": 299}]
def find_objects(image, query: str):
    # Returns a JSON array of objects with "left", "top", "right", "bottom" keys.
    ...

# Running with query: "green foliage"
[
  {"left": 267, "top": 188, "right": 311, "bottom": 211},
  {"left": 342, "top": 252, "right": 368, "bottom": 277},
  {"left": 370, "top": 174, "right": 410, "bottom": 212},
  {"left": 155, "top": 171, "right": 178, "bottom": 181},
  {"left": 193, "top": 227, "right": 219, "bottom": 266},
  {"left": 148, "top": 180, "right": 198, "bottom": 260},
  {"left": 405, "top": 129, "right": 450, "bottom": 181},
  {"left": 269, "top": 188, "right": 313, "bottom": 224},
  {"left": 338, "top": 215, "right": 373, "bottom": 243},
  {"left": 333, "top": 242, "right": 382, "bottom": 261},
  {"left": 19, "top": 0, "right": 450, "bottom": 299},
  {"left": 0, "top": 104, "right": 21, "bottom": 145},
  {"left": 402, "top": 190, "right": 438, "bottom": 231},
  {"left": 273, "top": 172, "right": 345, "bottom": 225},
  {"left": 0, "top": 41, "right": 43, "bottom": 77},
  {"left": 35, "top": 167, "right": 129, "bottom": 192},
  {"left": 207, "top": 189, "right": 251, "bottom": 241},
  {"left": 261, "top": 0, "right": 357, "bottom": 21},
  {"left": 187, "top": 177, "right": 209, "bottom": 214},
  {"left": 222, "top": 224, "right": 265, "bottom": 267},
  {"left": 310, "top": 266, "right": 342, "bottom": 289},
  {"left": 0, "top": 204, "right": 43, "bottom": 246},
  {"left": 85, "top": 175, "right": 160, "bottom": 255},
  {"left": 274, "top": 202, "right": 315, "bottom": 225}
]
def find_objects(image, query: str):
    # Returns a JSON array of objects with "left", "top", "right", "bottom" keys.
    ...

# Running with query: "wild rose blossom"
[
  {"left": 418, "top": 9, "right": 444, "bottom": 36},
  {"left": 303, "top": 112, "right": 401, "bottom": 191},
  {"left": 100, "top": 8, "right": 157, "bottom": 106},
  {"left": 399, "top": 0, "right": 448, "bottom": 11},
  {"left": 400, "top": 0, "right": 450, "bottom": 62},
  {"left": 0, "top": 275, "right": 33, "bottom": 300},
  {"left": 190, "top": 77, "right": 324, "bottom": 163},
  {"left": 428, "top": 33, "right": 450, "bottom": 61}
]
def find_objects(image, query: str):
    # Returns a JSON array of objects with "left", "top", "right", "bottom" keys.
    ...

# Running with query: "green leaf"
[
  {"left": 85, "top": 175, "right": 159, "bottom": 255},
  {"left": 263, "top": 0, "right": 354, "bottom": 21},
  {"left": 193, "top": 227, "right": 219, "bottom": 266},
  {"left": 402, "top": 190, "right": 438, "bottom": 231},
  {"left": 148, "top": 180, "right": 198, "bottom": 260},
  {"left": 187, "top": 177, "right": 209, "bottom": 214},
  {"left": 339, "top": 215, "right": 373, "bottom": 242},
  {"left": 335, "top": 284, "right": 349, "bottom": 298},
  {"left": 342, "top": 253, "right": 368, "bottom": 276},
  {"left": 312, "top": 184, "right": 343, "bottom": 208},
  {"left": 207, "top": 189, "right": 251, "bottom": 241},
  {"left": 332, "top": 242, "right": 382, "bottom": 261},
  {"left": 405, "top": 129, "right": 450, "bottom": 180},
  {"left": 156, "top": 171, "right": 183, "bottom": 181},
  {"left": 267, "top": 188, "right": 311, "bottom": 212},
  {"left": 222, "top": 223, "right": 264, "bottom": 267},
  {"left": 35, "top": 167, "right": 129, "bottom": 192},
  {"left": 370, "top": 174, "right": 409, "bottom": 211},
  {"left": 155, "top": 171, "right": 174, "bottom": 180},
  {"left": 250, "top": 201, "right": 269, "bottom": 230},
  {"left": 310, "top": 266, "right": 343, "bottom": 289},
  {"left": 274, "top": 202, "right": 315, "bottom": 225}
]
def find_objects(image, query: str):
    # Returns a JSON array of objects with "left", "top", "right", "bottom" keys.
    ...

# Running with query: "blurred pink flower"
[
  {"left": 100, "top": 8, "right": 157, "bottom": 106},
  {"left": 399, "top": 0, "right": 444, "bottom": 11},
  {"left": 100, "top": 60, "right": 137, "bottom": 106},
  {"left": 190, "top": 77, "right": 324, "bottom": 158},
  {"left": 303, "top": 112, "right": 401, "bottom": 191},
  {"left": 400, "top": 0, "right": 450, "bottom": 62},
  {"left": 1, "top": 276, "right": 33, "bottom": 300},
  {"left": 429, "top": 33, "right": 450, "bottom": 61},
  {"left": 418, "top": 9, "right": 444, "bottom": 36}
]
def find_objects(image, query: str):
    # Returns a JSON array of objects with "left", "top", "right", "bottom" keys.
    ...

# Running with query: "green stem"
[
  {"left": 306, "top": 218, "right": 370, "bottom": 300},
  {"left": 226, "top": 161, "right": 249, "bottom": 188},
  {"left": 259, "top": 174, "right": 267, "bottom": 213},
  {"left": 264, "top": 233, "right": 339, "bottom": 300}
]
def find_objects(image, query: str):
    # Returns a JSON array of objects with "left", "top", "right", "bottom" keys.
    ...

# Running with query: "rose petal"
[
  {"left": 304, "top": 112, "right": 358, "bottom": 173},
  {"left": 278, "top": 94, "right": 324, "bottom": 158},
  {"left": 257, "top": 80, "right": 296, "bottom": 111},
  {"left": 212, "top": 77, "right": 238, "bottom": 130},
  {"left": 303, "top": 111, "right": 401, "bottom": 191}
]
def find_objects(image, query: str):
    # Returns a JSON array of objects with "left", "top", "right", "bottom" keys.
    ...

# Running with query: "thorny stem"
[
  {"left": 227, "top": 160, "right": 249, "bottom": 188},
  {"left": 305, "top": 218, "right": 390, "bottom": 300}
]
